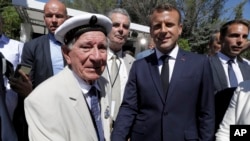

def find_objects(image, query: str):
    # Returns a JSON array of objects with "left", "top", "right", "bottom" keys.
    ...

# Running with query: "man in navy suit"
[
  {"left": 209, "top": 19, "right": 250, "bottom": 130},
  {"left": 0, "top": 52, "right": 17, "bottom": 141},
  {"left": 111, "top": 3, "right": 215, "bottom": 141}
]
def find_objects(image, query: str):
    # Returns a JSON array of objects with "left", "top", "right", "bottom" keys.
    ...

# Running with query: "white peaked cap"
[{"left": 55, "top": 13, "right": 112, "bottom": 45}]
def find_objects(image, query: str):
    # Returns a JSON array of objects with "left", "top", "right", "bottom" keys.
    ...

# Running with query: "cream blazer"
[
  {"left": 216, "top": 80, "right": 250, "bottom": 141},
  {"left": 24, "top": 66, "right": 111, "bottom": 141}
]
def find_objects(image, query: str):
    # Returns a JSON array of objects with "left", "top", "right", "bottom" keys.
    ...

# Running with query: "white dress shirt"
[
  {"left": 73, "top": 71, "right": 100, "bottom": 109},
  {"left": 216, "top": 80, "right": 250, "bottom": 141},
  {"left": 155, "top": 45, "right": 179, "bottom": 83},
  {"left": 217, "top": 52, "right": 244, "bottom": 87},
  {"left": 106, "top": 49, "right": 128, "bottom": 101}
]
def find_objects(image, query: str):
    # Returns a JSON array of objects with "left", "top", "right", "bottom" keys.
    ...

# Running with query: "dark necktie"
[
  {"left": 161, "top": 55, "right": 169, "bottom": 100},
  {"left": 110, "top": 54, "right": 120, "bottom": 120},
  {"left": 89, "top": 87, "right": 105, "bottom": 141},
  {"left": 227, "top": 59, "right": 238, "bottom": 87}
]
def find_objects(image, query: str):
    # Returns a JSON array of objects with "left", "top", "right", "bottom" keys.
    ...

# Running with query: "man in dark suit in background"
[
  {"left": 111, "top": 3, "right": 215, "bottom": 141},
  {"left": 9, "top": 1, "right": 68, "bottom": 140},
  {"left": 20, "top": 0, "right": 68, "bottom": 90},
  {"left": 209, "top": 19, "right": 250, "bottom": 130}
]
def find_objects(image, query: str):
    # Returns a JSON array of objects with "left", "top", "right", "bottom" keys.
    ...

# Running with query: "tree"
[
  {"left": 62, "top": 0, "right": 117, "bottom": 14},
  {"left": 234, "top": 0, "right": 248, "bottom": 19},
  {"left": 0, "top": 0, "right": 11, "bottom": 12},
  {"left": 61, "top": 0, "right": 249, "bottom": 54},
  {"left": 178, "top": 38, "right": 190, "bottom": 51},
  {"left": 0, "top": 0, "right": 22, "bottom": 40},
  {"left": 180, "top": 0, "right": 229, "bottom": 54},
  {"left": 121, "top": 0, "right": 229, "bottom": 54},
  {"left": 121, "top": 0, "right": 158, "bottom": 25}
]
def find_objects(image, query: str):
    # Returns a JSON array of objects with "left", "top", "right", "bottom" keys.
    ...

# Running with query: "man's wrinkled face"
[
  {"left": 63, "top": 31, "right": 108, "bottom": 84},
  {"left": 221, "top": 23, "right": 249, "bottom": 58}
]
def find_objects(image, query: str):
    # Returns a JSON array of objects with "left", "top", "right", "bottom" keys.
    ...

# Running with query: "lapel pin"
[
  {"left": 104, "top": 106, "right": 110, "bottom": 119},
  {"left": 181, "top": 57, "right": 186, "bottom": 61}
]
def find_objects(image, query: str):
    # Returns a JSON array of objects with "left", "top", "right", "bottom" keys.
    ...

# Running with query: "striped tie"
[{"left": 90, "top": 87, "right": 105, "bottom": 141}]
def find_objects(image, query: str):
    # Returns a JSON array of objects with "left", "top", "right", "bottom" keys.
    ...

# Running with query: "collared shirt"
[
  {"left": 49, "top": 33, "right": 64, "bottom": 75},
  {"left": 107, "top": 48, "right": 128, "bottom": 101},
  {"left": 0, "top": 34, "right": 23, "bottom": 119},
  {"left": 73, "top": 71, "right": 100, "bottom": 109},
  {"left": 217, "top": 52, "right": 244, "bottom": 87},
  {"left": 155, "top": 45, "right": 179, "bottom": 83}
]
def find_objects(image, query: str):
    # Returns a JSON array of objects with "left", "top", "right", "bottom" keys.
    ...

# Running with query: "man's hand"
[{"left": 9, "top": 69, "right": 32, "bottom": 97}]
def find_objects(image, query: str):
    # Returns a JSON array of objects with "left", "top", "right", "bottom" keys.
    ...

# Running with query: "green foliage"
[
  {"left": 6, "top": 0, "right": 248, "bottom": 55},
  {"left": 60, "top": 0, "right": 248, "bottom": 55},
  {"left": 234, "top": 0, "right": 247, "bottom": 19},
  {"left": 85, "top": 0, "right": 116, "bottom": 14},
  {"left": 241, "top": 50, "right": 250, "bottom": 60},
  {"left": 187, "top": 20, "right": 224, "bottom": 54},
  {"left": 181, "top": 0, "right": 228, "bottom": 54},
  {"left": 120, "top": 0, "right": 233, "bottom": 54},
  {"left": 122, "top": 0, "right": 159, "bottom": 25},
  {"left": 1, "top": 6, "right": 22, "bottom": 40},
  {"left": 62, "top": 0, "right": 116, "bottom": 14},
  {"left": 178, "top": 38, "right": 190, "bottom": 51},
  {"left": 0, "top": 0, "right": 11, "bottom": 12},
  {"left": 241, "top": 42, "right": 250, "bottom": 60}
]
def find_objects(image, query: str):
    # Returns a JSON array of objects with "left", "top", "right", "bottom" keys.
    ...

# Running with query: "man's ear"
[{"left": 61, "top": 45, "right": 71, "bottom": 64}]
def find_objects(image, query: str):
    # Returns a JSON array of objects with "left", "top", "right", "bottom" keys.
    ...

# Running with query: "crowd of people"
[{"left": 1, "top": 1, "right": 250, "bottom": 141}]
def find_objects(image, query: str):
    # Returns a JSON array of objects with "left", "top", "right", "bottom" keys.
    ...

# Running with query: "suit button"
[{"left": 164, "top": 112, "right": 168, "bottom": 115}]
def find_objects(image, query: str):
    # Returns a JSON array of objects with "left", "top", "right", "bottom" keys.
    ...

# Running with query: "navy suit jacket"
[
  {"left": 0, "top": 92, "right": 17, "bottom": 141},
  {"left": 209, "top": 54, "right": 250, "bottom": 130},
  {"left": 209, "top": 54, "right": 250, "bottom": 92},
  {"left": 0, "top": 53, "right": 17, "bottom": 141},
  {"left": 21, "top": 34, "right": 66, "bottom": 88},
  {"left": 111, "top": 49, "right": 215, "bottom": 141}
]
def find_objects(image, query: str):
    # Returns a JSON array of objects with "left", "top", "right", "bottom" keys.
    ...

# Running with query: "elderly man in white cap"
[{"left": 24, "top": 13, "right": 112, "bottom": 141}]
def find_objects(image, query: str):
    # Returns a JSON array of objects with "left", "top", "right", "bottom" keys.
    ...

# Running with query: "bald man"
[{"left": 20, "top": 0, "right": 68, "bottom": 91}]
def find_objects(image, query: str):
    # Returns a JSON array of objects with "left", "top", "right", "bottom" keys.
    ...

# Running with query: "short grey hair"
[
  {"left": 106, "top": 8, "right": 131, "bottom": 25},
  {"left": 209, "top": 30, "right": 220, "bottom": 46}
]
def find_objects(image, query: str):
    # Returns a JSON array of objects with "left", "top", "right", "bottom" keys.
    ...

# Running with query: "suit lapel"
[
  {"left": 122, "top": 53, "right": 134, "bottom": 73},
  {"left": 64, "top": 68, "right": 97, "bottom": 140},
  {"left": 102, "top": 67, "right": 112, "bottom": 105},
  {"left": 166, "top": 49, "right": 187, "bottom": 101},
  {"left": 43, "top": 35, "right": 54, "bottom": 75},
  {"left": 146, "top": 53, "right": 165, "bottom": 103},
  {"left": 237, "top": 57, "right": 250, "bottom": 81},
  {"left": 210, "top": 55, "right": 228, "bottom": 90}
]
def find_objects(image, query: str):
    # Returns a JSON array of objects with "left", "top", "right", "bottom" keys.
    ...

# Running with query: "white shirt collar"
[
  {"left": 72, "top": 71, "right": 100, "bottom": 95},
  {"left": 107, "top": 48, "right": 122, "bottom": 60},
  {"left": 155, "top": 45, "right": 179, "bottom": 60},
  {"left": 217, "top": 52, "right": 237, "bottom": 64}
]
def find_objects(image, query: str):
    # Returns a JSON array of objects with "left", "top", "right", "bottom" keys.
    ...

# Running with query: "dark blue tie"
[
  {"left": 89, "top": 87, "right": 105, "bottom": 141},
  {"left": 161, "top": 55, "right": 169, "bottom": 100},
  {"left": 227, "top": 59, "right": 238, "bottom": 87}
]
